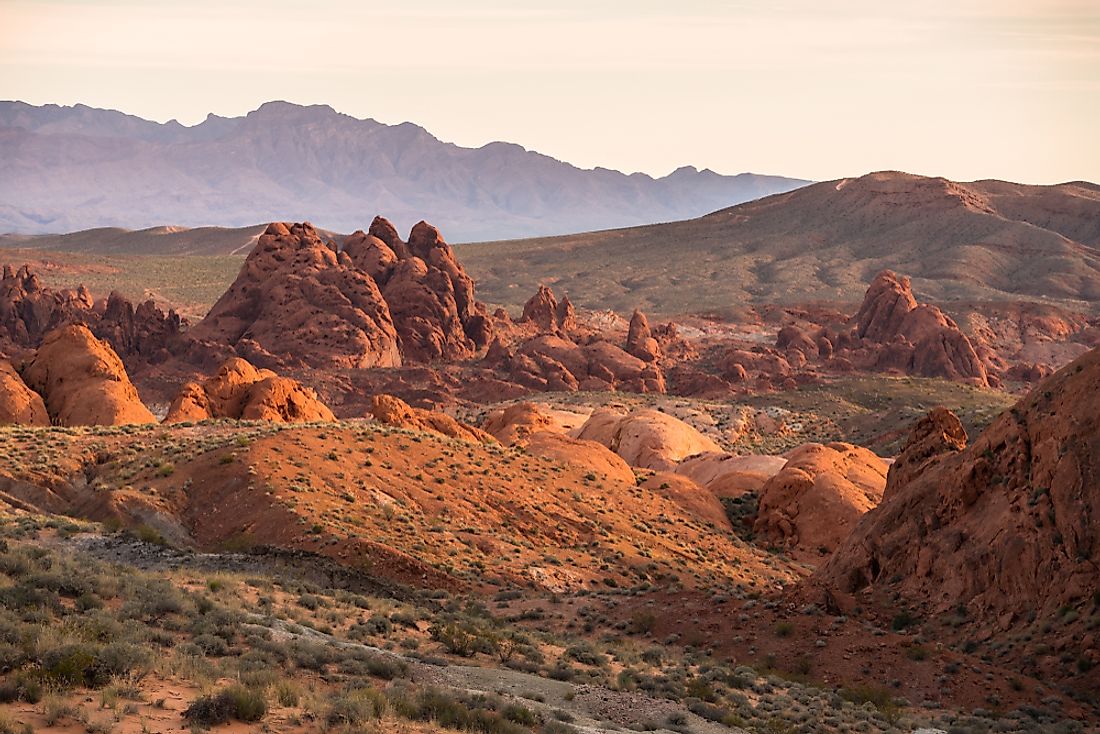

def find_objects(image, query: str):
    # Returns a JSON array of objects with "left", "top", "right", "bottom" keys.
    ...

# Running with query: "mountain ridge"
[{"left": 0, "top": 100, "right": 808, "bottom": 240}]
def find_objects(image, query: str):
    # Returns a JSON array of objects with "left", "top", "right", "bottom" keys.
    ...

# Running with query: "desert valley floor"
[{"left": 0, "top": 172, "right": 1098, "bottom": 734}]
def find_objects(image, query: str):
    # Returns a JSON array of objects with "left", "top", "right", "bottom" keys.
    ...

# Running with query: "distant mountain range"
[{"left": 0, "top": 101, "right": 808, "bottom": 241}]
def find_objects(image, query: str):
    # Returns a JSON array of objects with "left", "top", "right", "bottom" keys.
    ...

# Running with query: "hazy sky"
[{"left": 1, "top": 0, "right": 1097, "bottom": 183}]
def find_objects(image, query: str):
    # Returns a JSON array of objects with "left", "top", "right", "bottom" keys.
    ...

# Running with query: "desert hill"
[
  {"left": 461, "top": 171, "right": 1100, "bottom": 314},
  {"left": 0, "top": 418, "right": 797, "bottom": 595},
  {"left": 814, "top": 348, "right": 1100, "bottom": 689},
  {"left": 0, "top": 100, "right": 806, "bottom": 241}
]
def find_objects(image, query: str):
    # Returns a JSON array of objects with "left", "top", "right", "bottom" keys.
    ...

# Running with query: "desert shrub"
[
  {"left": 563, "top": 642, "right": 607, "bottom": 667},
  {"left": 226, "top": 685, "right": 267, "bottom": 722},
  {"left": 193, "top": 633, "right": 229, "bottom": 656},
  {"left": 905, "top": 645, "right": 929, "bottom": 661},
  {"left": 629, "top": 610, "right": 657, "bottom": 635},
  {"left": 891, "top": 611, "right": 915, "bottom": 631},
  {"left": 390, "top": 687, "right": 530, "bottom": 734},
  {"left": 431, "top": 622, "right": 481, "bottom": 657},
  {"left": 362, "top": 613, "right": 393, "bottom": 635},
  {"left": 183, "top": 690, "right": 235, "bottom": 726},
  {"left": 540, "top": 722, "right": 578, "bottom": 734},
  {"left": 840, "top": 684, "right": 894, "bottom": 711},
  {"left": 273, "top": 680, "right": 301, "bottom": 707},
  {"left": 326, "top": 687, "right": 387, "bottom": 725},
  {"left": 184, "top": 684, "right": 266, "bottom": 726}
]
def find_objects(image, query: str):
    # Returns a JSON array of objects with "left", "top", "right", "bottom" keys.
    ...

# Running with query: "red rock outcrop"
[
  {"left": 851, "top": 271, "right": 990, "bottom": 384},
  {"left": 0, "top": 265, "right": 183, "bottom": 364},
  {"left": 19, "top": 325, "right": 156, "bottom": 426},
  {"left": 378, "top": 219, "right": 494, "bottom": 361},
  {"left": 369, "top": 394, "right": 492, "bottom": 443},
  {"left": 674, "top": 452, "right": 788, "bottom": 498},
  {"left": 885, "top": 407, "right": 967, "bottom": 490},
  {"left": 753, "top": 442, "right": 888, "bottom": 557},
  {"left": 520, "top": 285, "right": 575, "bottom": 333},
  {"left": 164, "top": 357, "right": 335, "bottom": 424},
  {"left": 188, "top": 222, "right": 401, "bottom": 370},
  {"left": 0, "top": 359, "right": 48, "bottom": 426},
  {"left": 481, "top": 402, "right": 588, "bottom": 444},
  {"left": 497, "top": 331, "right": 666, "bottom": 394},
  {"left": 625, "top": 310, "right": 661, "bottom": 361},
  {"left": 774, "top": 271, "right": 992, "bottom": 386},
  {"left": 815, "top": 347, "right": 1100, "bottom": 678}
]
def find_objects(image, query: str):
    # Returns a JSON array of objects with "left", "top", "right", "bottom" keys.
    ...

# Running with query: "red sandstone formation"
[
  {"left": 165, "top": 357, "right": 335, "bottom": 424},
  {"left": 488, "top": 287, "right": 667, "bottom": 394},
  {"left": 376, "top": 219, "right": 494, "bottom": 361},
  {"left": 369, "top": 394, "right": 492, "bottom": 443},
  {"left": 0, "top": 265, "right": 181, "bottom": 364},
  {"left": 775, "top": 271, "right": 991, "bottom": 386},
  {"left": 574, "top": 408, "right": 722, "bottom": 471},
  {"left": 520, "top": 285, "right": 576, "bottom": 333},
  {"left": 0, "top": 359, "right": 48, "bottom": 426},
  {"left": 753, "top": 442, "right": 888, "bottom": 558},
  {"left": 625, "top": 310, "right": 661, "bottom": 361},
  {"left": 19, "top": 325, "right": 156, "bottom": 426},
  {"left": 815, "top": 348, "right": 1100, "bottom": 679},
  {"left": 189, "top": 219, "right": 493, "bottom": 370},
  {"left": 188, "top": 222, "right": 401, "bottom": 370}
]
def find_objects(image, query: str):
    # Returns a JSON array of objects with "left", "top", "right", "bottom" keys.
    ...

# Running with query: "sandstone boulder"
[
  {"left": 20, "top": 325, "right": 156, "bottom": 426},
  {"left": 754, "top": 442, "right": 888, "bottom": 556},
  {"left": 574, "top": 408, "right": 722, "bottom": 471},
  {"left": 625, "top": 310, "right": 661, "bottom": 361},
  {"left": 674, "top": 452, "right": 788, "bottom": 498},
  {"left": 165, "top": 357, "right": 335, "bottom": 424},
  {"left": 481, "top": 402, "right": 588, "bottom": 444}
]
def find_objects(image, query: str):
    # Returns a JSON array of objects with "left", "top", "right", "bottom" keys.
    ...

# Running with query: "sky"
[{"left": 1, "top": 0, "right": 1097, "bottom": 183}]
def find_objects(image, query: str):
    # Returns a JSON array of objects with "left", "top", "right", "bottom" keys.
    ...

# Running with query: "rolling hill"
[
  {"left": 459, "top": 171, "right": 1100, "bottom": 315},
  {"left": 0, "top": 100, "right": 807, "bottom": 241}
]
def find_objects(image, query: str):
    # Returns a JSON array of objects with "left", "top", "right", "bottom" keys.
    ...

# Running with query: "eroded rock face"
[
  {"left": 95, "top": 292, "right": 183, "bottom": 363},
  {"left": 753, "top": 442, "right": 888, "bottom": 557},
  {"left": 0, "top": 265, "right": 181, "bottom": 363},
  {"left": 380, "top": 220, "right": 494, "bottom": 361},
  {"left": 369, "top": 394, "right": 492, "bottom": 443},
  {"left": 852, "top": 271, "right": 990, "bottom": 385},
  {"left": 0, "top": 359, "right": 48, "bottom": 426},
  {"left": 574, "top": 408, "right": 721, "bottom": 471},
  {"left": 495, "top": 298, "right": 667, "bottom": 394},
  {"left": 853, "top": 270, "right": 919, "bottom": 342},
  {"left": 20, "top": 325, "right": 156, "bottom": 426},
  {"left": 521, "top": 285, "right": 574, "bottom": 333},
  {"left": 816, "top": 347, "right": 1100, "bottom": 648},
  {"left": 188, "top": 222, "right": 401, "bottom": 370},
  {"left": 164, "top": 357, "right": 335, "bottom": 424},
  {"left": 885, "top": 407, "right": 967, "bottom": 492}
]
